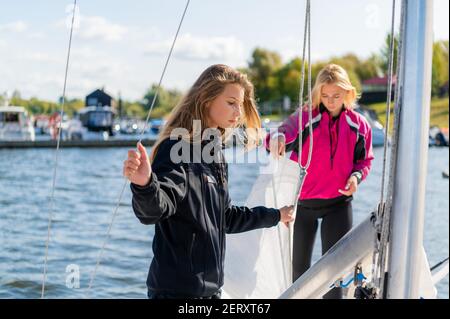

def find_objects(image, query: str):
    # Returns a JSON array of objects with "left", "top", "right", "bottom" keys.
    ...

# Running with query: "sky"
[{"left": 0, "top": 0, "right": 448, "bottom": 102}]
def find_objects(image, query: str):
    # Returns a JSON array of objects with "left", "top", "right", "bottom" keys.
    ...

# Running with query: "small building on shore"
[
  {"left": 85, "top": 88, "right": 116, "bottom": 109},
  {"left": 360, "top": 76, "right": 397, "bottom": 104}
]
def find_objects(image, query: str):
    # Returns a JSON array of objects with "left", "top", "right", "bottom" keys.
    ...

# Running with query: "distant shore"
[{"left": 262, "top": 98, "right": 449, "bottom": 130}]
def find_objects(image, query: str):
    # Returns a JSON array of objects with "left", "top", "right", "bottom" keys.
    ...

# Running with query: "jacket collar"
[{"left": 319, "top": 103, "right": 345, "bottom": 120}]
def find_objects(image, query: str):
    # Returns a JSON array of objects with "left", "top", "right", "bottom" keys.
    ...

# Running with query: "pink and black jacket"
[{"left": 265, "top": 104, "right": 374, "bottom": 206}]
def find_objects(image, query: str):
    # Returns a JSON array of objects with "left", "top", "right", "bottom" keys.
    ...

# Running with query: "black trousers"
[{"left": 292, "top": 200, "right": 353, "bottom": 299}]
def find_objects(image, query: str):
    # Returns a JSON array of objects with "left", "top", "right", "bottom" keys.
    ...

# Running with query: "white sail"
[{"left": 223, "top": 156, "right": 300, "bottom": 299}]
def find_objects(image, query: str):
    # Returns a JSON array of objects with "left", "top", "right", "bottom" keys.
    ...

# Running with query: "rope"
[
  {"left": 298, "top": 0, "right": 313, "bottom": 171},
  {"left": 269, "top": 0, "right": 312, "bottom": 280},
  {"left": 369, "top": 0, "right": 398, "bottom": 294},
  {"left": 379, "top": 0, "right": 397, "bottom": 206},
  {"left": 294, "top": 0, "right": 313, "bottom": 205},
  {"left": 430, "top": 257, "right": 449, "bottom": 272},
  {"left": 286, "top": 0, "right": 313, "bottom": 282},
  {"left": 85, "top": 0, "right": 191, "bottom": 297},
  {"left": 377, "top": 0, "right": 406, "bottom": 297},
  {"left": 372, "top": 0, "right": 407, "bottom": 298},
  {"left": 41, "top": 0, "right": 77, "bottom": 299}
]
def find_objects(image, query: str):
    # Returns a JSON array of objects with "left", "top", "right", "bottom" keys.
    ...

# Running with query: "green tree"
[
  {"left": 323, "top": 55, "right": 362, "bottom": 93},
  {"left": 27, "top": 97, "right": 53, "bottom": 114},
  {"left": 380, "top": 33, "right": 399, "bottom": 76},
  {"left": 355, "top": 54, "right": 382, "bottom": 81},
  {"left": 276, "top": 58, "right": 308, "bottom": 105},
  {"left": 124, "top": 101, "right": 146, "bottom": 118},
  {"left": 143, "top": 84, "right": 183, "bottom": 119},
  {"left": 65, "top": 98, "right": 85, "bottom": 115},
  {"left": 247, "top": 48, "right": 283, "bottom": 102},
  {"left": 432, "top": 41, "right": 449, "bottom": 97}
]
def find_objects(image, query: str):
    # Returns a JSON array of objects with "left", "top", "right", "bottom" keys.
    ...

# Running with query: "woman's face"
[
  {"left": 321, "top": 84, "right": 347, "bottom": 117},
  {"left": 207, "top": 83, "right": 244, "bottom": 129}
]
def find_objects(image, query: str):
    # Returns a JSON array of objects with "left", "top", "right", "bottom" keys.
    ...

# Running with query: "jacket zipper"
[
  {"left": 200, "top": 172, "right": 209, "bottom": 294},
  {"left": 202, "top": 165, "right": 224, "bottom": 290},
  {"left": 189, "top": 232, "right": 196, "bottom": 273},
  {"left": 329, "top": 121, "right": 334, "bottom": 170},
  {"left": 216, "top": 163, "right": 225, "bottom": 281}
]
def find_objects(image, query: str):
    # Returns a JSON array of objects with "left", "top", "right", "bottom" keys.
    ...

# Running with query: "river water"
[{"left": 0, "top": 146, "right": 448, "bottom": 298}]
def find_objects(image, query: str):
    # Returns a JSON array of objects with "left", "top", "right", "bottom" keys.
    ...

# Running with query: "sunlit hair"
[
  {"left": 150, "top": 64, "right": 262, "bottom": 161},
  {"left": 311, "top": 64, "right": 359, "bottom": 110}
]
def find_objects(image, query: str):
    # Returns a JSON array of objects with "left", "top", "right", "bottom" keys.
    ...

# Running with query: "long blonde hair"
[
  {"left": 150, "top": 64, "right": 262, "bottom": 161},
  {"left": 311, "top": 64, "right": 359, "bottom": 109}
]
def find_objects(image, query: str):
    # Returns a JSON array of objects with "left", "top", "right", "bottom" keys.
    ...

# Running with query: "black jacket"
[{"left": 131, "top": 137, "right": 280, "bottom": 297}]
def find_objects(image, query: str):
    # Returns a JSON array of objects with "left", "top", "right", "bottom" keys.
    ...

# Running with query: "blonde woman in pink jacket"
[{"left": 266, "top": 64, "right": 374, "bottom": 299}]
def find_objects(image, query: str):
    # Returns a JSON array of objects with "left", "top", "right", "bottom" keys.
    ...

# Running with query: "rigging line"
[
  {"left": 41, "top": 0, "right": 78, "bottom": 299},
  {"left": 298, "top": 0, "right": 313, "bottom": 171},
  {"left": 379, "top": 0, "right": 397, "bottom": 208},
  {"left": 370, "top": 0, "right": 397, "bottom": 292},
  {"left": 85, "top": 0, "right": 191, "bottom": 297},
  {"left": 430, "top": 257, "right": 449, "bottom": 272},
  {"left": 378, "top": 0, "right": 407, "bottom": 297},
  {"left": 289, "top": 0, "right": 312, "bottom": 278},
  {"left": 138, "top": 0, "right": 190, "bottom": 142},
  {"left": 293, "top": 0, "right": 312, "bottom": 206},
  {"left": 266, "top": 0, "right": 311, "bottom": 281},
  {"left": 304, "top": 0, "right": 313, "bottom": 170}
]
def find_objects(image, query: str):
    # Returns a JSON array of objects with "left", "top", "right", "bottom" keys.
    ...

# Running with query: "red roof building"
[{"left": 360, "top": 76, "right": 397, "bottom": 104}]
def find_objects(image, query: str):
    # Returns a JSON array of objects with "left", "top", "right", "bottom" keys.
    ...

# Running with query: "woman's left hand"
[{"left": 338, "top": 175, "right": 358, "bottom": 196}]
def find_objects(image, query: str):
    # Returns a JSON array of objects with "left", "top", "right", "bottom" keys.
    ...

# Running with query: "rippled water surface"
[{"left": 0, "top": 146, "right": 448, "bottom": 298}]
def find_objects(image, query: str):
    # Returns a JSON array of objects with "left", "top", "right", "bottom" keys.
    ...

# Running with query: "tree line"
[{"left": 1, "top": 35, "right": 447, "bottom": 119}]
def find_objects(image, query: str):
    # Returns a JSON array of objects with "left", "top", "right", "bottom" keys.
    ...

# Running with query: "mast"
[{"left": 386, "top": 0, "right": 434, "bottom": 299}]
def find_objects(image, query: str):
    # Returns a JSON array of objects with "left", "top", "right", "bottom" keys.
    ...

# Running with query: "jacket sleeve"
[
  {"left": 264, "top": 109, "right": 302, "bottom": 151},
  {"left": 224, "top": 198, "right": 280, "bottom": 234},
  {"left": 352, "top": 118, "right": 374, "bottom": 183},
  {"left": 130, "top": 140, "right": 187, "bottom": 225}
]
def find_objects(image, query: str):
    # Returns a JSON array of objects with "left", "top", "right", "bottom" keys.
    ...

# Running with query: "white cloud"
[
  {"left": 66, "top": 78, "right": 104, "bottom": 97},
  {"left": 71, "top": 59, "right": 129, "bottom": 79},
  {"left": 144, "top": 33, "right": 245, "bottom": 64},
  {"left": 28, "top": 32, "right": 46, "bottom": 40},
  {"left": 0, "top": 35, "right": 140, "bottom": 100},
  {"left": 66, "top": 48, "right": 133, "bottom": 97},
  {"left": 29, "top": 74, "right": 62, "bottom": 90},
  {"left": 21, "top": 52, "right": 61, "bottom": 64},
  {"left": 71, "top": 47, "right": 102, "bottom": 60},
  {"left": 125, "top": 25, "right": 161, "bottom": 43},
  {"left": 55, "top": 15, "right": 128, "bottom": 42},
  {"left": 78, "top": 16, "right": 127, "bottom": 42},
  {"left": 434, "top": 0, "right": 449, "bottom": 40},
  {"left": 69, "top": 47, "right": 131, "bottom": 78},
  {"left": 273, "top": 34, "right": 357, "bottom": 64},
  {"left": 6, "top": 73, "right": 63, "bottom": 99},
  {"left": 0, "top": 20, "right": 28, "bottom": 33}
]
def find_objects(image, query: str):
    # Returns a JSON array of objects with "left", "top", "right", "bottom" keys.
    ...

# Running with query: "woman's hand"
[
  {"left": 279, "top": 205, "right": 295, "bottom": 227},
  {"left": 269, "top": 135, "right": 286, "bottom": 159},
  {"left": 123, "top": 142, "right": 152, "bottom": 186},
  {"left": 338, "top": 175, "right": 358, "bottom": 196}
]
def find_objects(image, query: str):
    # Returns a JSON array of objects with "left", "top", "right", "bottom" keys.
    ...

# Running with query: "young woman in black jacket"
[{"left": 123, "top": 64, "right": 294, "bottom": 299}]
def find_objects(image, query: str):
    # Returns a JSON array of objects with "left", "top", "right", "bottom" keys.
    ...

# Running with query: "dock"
[{"left": 0, "top": 138, "right": 157, "bottom": 149}]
